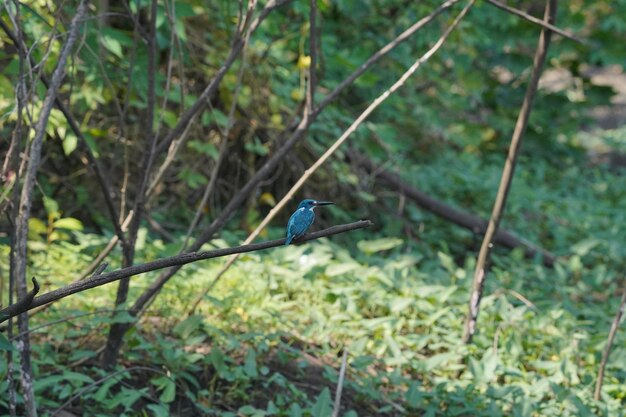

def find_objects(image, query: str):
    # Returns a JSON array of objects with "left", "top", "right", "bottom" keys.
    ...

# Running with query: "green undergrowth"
[{"left": 2, "top": 131, "right": 626, "bottom": 416}]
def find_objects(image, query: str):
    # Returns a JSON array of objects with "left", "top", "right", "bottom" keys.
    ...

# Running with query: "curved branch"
[{"left": 0, "top": 220, "right": 371, "bottom": 323}]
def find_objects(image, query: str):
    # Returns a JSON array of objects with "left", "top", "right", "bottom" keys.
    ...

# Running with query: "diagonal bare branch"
[
  {"left": 486, "top": 0, "right": 584, "bottom": 44},
  {"left": 0, "top": 220, "right": 372, "bottom": 323}
]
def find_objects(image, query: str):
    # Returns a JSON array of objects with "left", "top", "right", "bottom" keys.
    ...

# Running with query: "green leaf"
[
  {"left": 63, "top": 132, "right": 78, "bottom": 155},
  {"left": 357, "top": 238, "right": 403, "bottom": 254},
  {"left": 244, "top": 348, "right": 258, "bottom": 378},
  {"left": 571, "top": 238, "right": 601, "bottom": 256},
  {"left": 63, "top": 371, "right": 95, "bottom": 386},
  {"left": 43, "top": 196, "right": 59, "bottom": 216},
  {"left": 28, "top": 218, "right": 47, "bottom": 235},
  {"left": 210, "top": 347, "right": 228, "bottom": 377},
  {"left": 406, "top": 381, "right": 424, "bottom": 408},
  {"left": 101, "top": 34, "right": 123, "bottom": 58},
  {"left": 422, "top": 352, "right": 457, "bottom": 372},
  {"left": 238, "top": 405, "right": 266, "bottom": 416},
  {"left": 159, "top": 378, "right": 176, "bottom": 403},
  {"left": 94, "top": 378, "right": 119, "bottom": 402},
  {"left": 288, "top": 404, "right": 303, "bottom": 417},
  {"left": 53, "top": 217, "right": 84, "bottom": 231},
  {"left": 173, "top": 314, "right": 203, "bottom": 339},
  {"left": 111, "top": 311, "right": 137, "bottom": 324},
  {"left": 188, "top": 140, "right": 219, "bottom": 160},
  {"left": 437, "top": 251, "right": 456, "bottom": 273},
  {"left": 147, "top": 404, "right": 170, "bottom": 417},
  {"left": 325, "top": 263, "right": 358, "bottom": 277},
  {"left": 311, "top": 387, "right": 332, "bottom": 417}
]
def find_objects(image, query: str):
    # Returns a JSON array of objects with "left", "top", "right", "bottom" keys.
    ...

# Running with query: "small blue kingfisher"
[{"left": 285, "top": 199, "right": 334, "bottom": 245}]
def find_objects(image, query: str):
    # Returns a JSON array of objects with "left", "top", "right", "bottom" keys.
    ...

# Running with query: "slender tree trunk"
[
  {"left": 4, "top": 1, "right": 27, "bottom": 414},
  {"left": 462, "top": 0, "right": 558, "bottom": 344},
  {"left": 9, "top": 2, "right": 89, "bottom": 415}
]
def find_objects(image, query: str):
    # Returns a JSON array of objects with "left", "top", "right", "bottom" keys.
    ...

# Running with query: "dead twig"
[{"left": 355, "top": 154, "right": 557, "bottom": 267}]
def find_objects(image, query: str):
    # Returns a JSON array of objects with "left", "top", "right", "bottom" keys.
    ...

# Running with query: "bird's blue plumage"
[{"left": 285, "top": 199, "right": 333, "bottom": 245}]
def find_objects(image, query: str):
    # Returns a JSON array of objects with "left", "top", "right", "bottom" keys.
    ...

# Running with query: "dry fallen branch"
[
  {"left": 355, "top": 154, "right": 556, "bottom": 267},
  {"left": 0, "top": 220, "right": 372, "bottom": 323}
]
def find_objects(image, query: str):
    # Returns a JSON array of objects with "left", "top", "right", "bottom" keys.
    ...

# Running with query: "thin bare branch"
[
  {"left": 595, "top": 285, "right": 626, "bottom": 400},
  {"left": 0, "top": 220, "right": 372, "bottom": 322},
  {"left": 332, "top": 349, "right": 349, "bottom": 417},
  {"left": 486, "top": 0, "right": 584, "bottom": 44},
  {"left": 305, "top": 0, "right": 318, "bottom": 114},
  {"left": 463, "top": 0, "right": 558, "bottom": 345}
]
